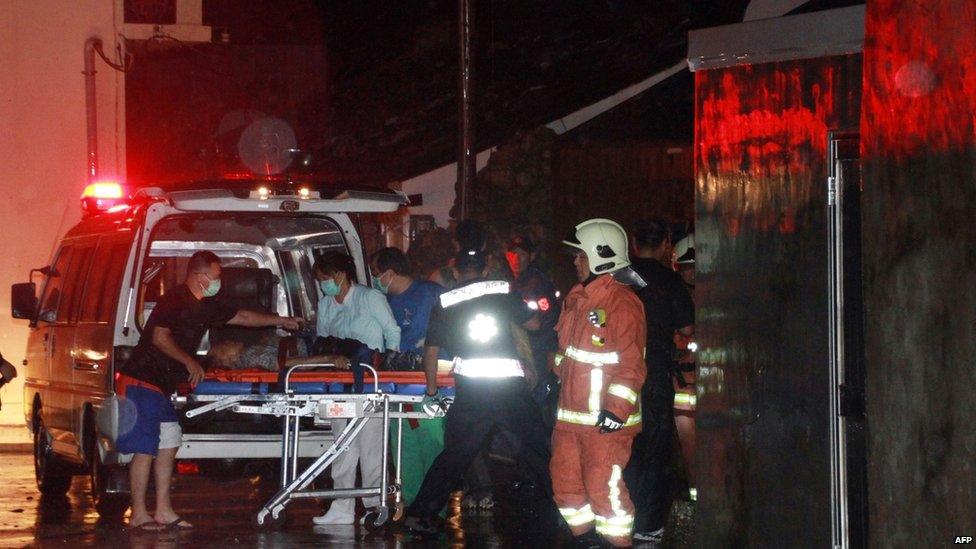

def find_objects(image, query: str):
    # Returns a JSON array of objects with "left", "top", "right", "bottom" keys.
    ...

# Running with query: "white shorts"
[{"left": 159, "top": 421, "right": 183, "bottom": 450}]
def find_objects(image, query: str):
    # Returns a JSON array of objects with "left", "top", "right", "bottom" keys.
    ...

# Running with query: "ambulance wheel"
[
  {"left": 362, "top": 508, "right": 389, "bottom": 532},
  {"left": 86, "top": 423, "right": 129, "bottom": 519},
  {"left": 34, "top": 417, "right": 72, "bottom": 496}
]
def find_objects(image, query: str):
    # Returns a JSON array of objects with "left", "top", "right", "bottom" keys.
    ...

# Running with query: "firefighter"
[
  {"left": 552, "top": 218, "right": 647, "bottom": 548},
  {"left": 403, "top": 248, "right": 552, "bottom": 535}
]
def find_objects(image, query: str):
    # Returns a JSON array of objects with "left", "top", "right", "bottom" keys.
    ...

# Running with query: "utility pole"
[{"left": 457, "top": 0, "right": 475, "bottom": 220}]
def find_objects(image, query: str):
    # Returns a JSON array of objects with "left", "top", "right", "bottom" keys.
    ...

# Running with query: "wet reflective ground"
[{"left": 0, "top": 450, "right": 694, "bottom": 548}]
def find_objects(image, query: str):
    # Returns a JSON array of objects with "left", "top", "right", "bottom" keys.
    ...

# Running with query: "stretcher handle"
[{"left": 282, "top": 362, "right": 380, "bottom": 394}]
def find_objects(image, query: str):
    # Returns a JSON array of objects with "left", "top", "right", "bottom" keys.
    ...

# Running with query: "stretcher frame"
[{"left": 182, "top": 363, "right": 449, "bottom": 528}]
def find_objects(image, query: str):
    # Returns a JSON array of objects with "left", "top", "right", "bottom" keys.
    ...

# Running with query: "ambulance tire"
[
  {"left": 34, "top": 417, "right": 72, "bottom": 496},
  {"left": 88, "top": 436, "right": 129, "bottom": 519}
]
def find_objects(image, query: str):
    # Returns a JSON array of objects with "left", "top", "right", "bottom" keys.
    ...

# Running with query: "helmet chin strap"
[{"left": 582, "top": 273, "right": 599, "bottom": 286}]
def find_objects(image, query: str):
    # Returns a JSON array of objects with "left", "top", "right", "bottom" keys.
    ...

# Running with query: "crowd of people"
[
  {"left": 370, "top": 217, "right": 695, "bottom": 547},
  {"left": 112, "top": 216, "right": 695, "bottom": 547}
]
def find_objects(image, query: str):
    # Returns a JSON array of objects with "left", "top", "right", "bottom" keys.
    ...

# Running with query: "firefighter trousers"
[
  {"left": 407, "top": 376, "right": 552, "bottom": 518},
  {"left": 551, "top": 428, "right": 636, "bottom": 546}
]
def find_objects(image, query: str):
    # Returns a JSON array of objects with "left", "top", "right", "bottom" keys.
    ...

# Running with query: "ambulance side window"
[
  {"left": 79, "top": 241, "right": 130, "bottom": 323},
  {"left": 38, "top": 246, "right": 74, "bottom": 322},
  {"left": 57, "top": 245, "right": 95, "bottom": 324}
]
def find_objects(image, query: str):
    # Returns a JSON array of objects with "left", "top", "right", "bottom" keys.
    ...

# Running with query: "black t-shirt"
[
  {"left": 122, "top": 284, "right": 237, "bottom": 393},
  {"left": 425, "top": 279, "right": 533, "bottom": 363},
  {"left": 631, "top": 258, "right": 694, "bottom": 369}
]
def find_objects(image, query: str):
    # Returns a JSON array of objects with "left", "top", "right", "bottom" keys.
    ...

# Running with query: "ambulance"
[{"left": 10, "top": 178, "right": 405, "bottom": 516}]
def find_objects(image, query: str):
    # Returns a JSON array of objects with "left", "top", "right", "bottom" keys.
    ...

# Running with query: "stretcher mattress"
[{"left": 192, "top": 369, "right": 455, "bottom": 396}]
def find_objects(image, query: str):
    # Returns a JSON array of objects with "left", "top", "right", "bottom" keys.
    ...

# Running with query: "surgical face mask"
[
  {"left": 202, "top": 275, "right": 221, "bottom": 298},
  {"left": 372, "top": 271, "right": 392, "bottom": 294},
  {"left": 320, "top": 278, "right": 341, "bottom": 297}
]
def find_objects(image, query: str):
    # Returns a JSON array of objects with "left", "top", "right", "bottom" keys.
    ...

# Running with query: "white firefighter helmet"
[
  {"left": 674, "top": 233, "right": 695, "bottom": 264},
  {"left": 563, "top": 218, "right": 631, "bottom": 274}
]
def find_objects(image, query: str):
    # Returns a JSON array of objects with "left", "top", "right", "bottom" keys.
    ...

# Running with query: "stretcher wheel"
[
  {"left": 255, "top": 508, "right": 287, "bottom": 530},
  {"left": 392, "top": 502, "right": 405, "bottom": 522},
  {"left": 362, "top": 507, "right": 389, "bottom": 532}
]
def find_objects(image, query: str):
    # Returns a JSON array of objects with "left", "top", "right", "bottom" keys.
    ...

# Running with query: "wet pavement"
[{"left": 0, "top": 450, "right": 694, "bottom": 548}]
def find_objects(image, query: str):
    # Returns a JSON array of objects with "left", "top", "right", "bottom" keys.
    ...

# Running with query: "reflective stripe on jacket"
[{"left": 553, "top": 274, "right": 646, "bottom": 433}]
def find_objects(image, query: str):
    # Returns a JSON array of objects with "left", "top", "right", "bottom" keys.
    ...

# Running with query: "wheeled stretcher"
[{"left": 181, "top": 363, "right": 453, "bottom": 529}]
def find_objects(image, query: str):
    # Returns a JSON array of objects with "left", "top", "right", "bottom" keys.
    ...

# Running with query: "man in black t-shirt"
[
  {"left": 624, "top": 220, "right": 695, "bottom": 544},
  {"left": 118, "top": 251, "right": 300, "bottom": 531},
  {"left": 404, "top": 249, "right": 553, "bottom": 535}
]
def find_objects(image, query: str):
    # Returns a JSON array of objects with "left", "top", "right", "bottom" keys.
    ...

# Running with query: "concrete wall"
[
  {"left": 861, "top": 1, "right": 976, "bottom": 544},
  {"left": 0, "top": 0, "right": 124, "bottom": 436},
  {"left": 399, "top": 149, "right": 494, "bottom": 232}
]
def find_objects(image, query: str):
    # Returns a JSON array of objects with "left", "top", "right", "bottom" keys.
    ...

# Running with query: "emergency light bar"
[
  {"left": 81, "top": 181, "right": 128, "bottom": 216},
  {"left": 249, "top": 187, "right": 321, "bottom": 200}
]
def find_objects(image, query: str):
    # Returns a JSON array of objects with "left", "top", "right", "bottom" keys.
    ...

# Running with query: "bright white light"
[
  {"left": 687, "top": 342, "right": 698, "bottom": 353},
  {"left": 526, "top": 300, "right": 539, "bottom": 310},
  {"left": 468, "top": 313, "right": 498, "bottom": 343},
  {"left": 258, "top": 187, "right": 270, "bottom": 200}
]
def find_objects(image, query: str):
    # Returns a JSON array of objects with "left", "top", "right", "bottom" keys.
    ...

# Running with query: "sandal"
[
  {"left": 129, "top": 520, "right": 163, "bottom": 532},
  {"left": 163, "top": 517, "right": 194, "bottom": 530}
]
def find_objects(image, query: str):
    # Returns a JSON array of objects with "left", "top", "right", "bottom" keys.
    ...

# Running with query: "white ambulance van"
[{"left": 10, "top": 179, "right": 404, "bottom": 516}]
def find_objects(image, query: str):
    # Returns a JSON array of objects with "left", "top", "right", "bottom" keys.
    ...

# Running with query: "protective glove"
[
  {"left": 596, "top": 409, "right": 625, "bottom": 433},
  {"left": 422, "top": 390, "right": 447, "bottom": 416}
]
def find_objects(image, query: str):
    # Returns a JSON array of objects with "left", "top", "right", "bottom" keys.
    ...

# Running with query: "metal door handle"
[{"left": 73, "top": 361, "right": 100, "bottom": 372}]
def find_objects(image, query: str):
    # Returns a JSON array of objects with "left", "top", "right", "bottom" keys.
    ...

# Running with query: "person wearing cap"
[
  {"left": 403, "top": 248, "right": 552, "bottom": 535},
  {"left": 0, "top": 352, "right": 17, "bottom": 411},
  {"left": 507, "top": 234, "right": 561, "bottom": 423},
  {"left": 623, "top": 219, "right": 695, "bottom": 545},
  {"left": 551, "top": 218, "right": 647, "bottom": 547},
  {"left": 430, "top": 220, "right": 513, "bottom": 290}
]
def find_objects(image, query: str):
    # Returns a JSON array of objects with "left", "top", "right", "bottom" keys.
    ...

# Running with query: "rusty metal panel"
[{"left": 694, "top": 54, "right": 862, "bottom": 546}]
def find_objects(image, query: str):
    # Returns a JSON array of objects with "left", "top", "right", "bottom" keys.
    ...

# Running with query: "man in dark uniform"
[
  {"left": 623, "top": 219, "right": 695, "bottom": 544},
  {"left": 403, "top": 249, "right": 551, "bottom": 534},
  {"left": 507, "top": 235, "right": 561, "bottom": 418},
  {"left": 118, "top": 251, "right": 301, "bottom": 531}
]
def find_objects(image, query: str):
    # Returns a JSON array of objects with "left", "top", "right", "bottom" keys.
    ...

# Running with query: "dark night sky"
[
  {"left": 139, "top": 1, "right": 857, "bottom": 183},
  {"left": 192, "top": 1, "right": 746, "bottom": 180}
]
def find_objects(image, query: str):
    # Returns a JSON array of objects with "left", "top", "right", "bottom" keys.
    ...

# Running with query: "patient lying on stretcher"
[{"left": 206, "top": 332, "right": 351, "bottom": 372}]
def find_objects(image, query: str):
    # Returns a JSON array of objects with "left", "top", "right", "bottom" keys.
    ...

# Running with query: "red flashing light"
[
  {"left": 81, "top": 181, "right": 127, "bottom": 216},
  {"left": 82, "top": 182, "right": 124, "bottom": 199}
]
